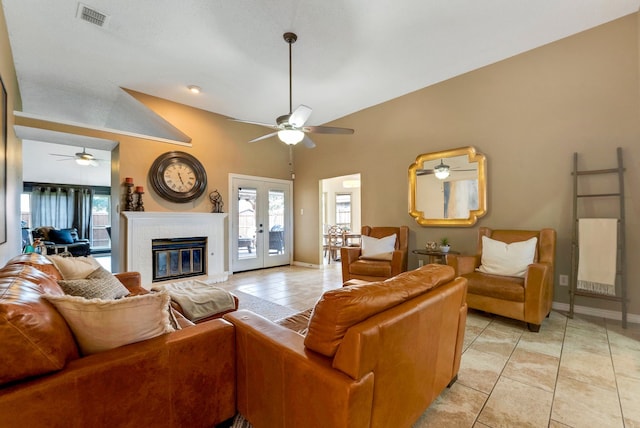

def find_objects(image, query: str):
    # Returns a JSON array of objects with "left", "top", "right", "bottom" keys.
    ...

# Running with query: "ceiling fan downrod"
[{"left": 283, "top": 32, "right": 297, "bottom": 115}]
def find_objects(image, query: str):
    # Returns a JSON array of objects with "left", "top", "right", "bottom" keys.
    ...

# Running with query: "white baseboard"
[
  {"left": 552, "top": 301, "right": 640, "bottom": 325},
  {"left": 292, "top": 260, "right": 322, "bottom": 269}
]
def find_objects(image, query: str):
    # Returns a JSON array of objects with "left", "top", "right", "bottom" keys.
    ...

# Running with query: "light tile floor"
[{"left": 108, "top": 256, "right": 640, "bottom": 428}]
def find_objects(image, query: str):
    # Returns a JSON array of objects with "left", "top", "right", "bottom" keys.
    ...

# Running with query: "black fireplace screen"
[{"left": 152, "top": 237, "right": 207, "bottom": 282}]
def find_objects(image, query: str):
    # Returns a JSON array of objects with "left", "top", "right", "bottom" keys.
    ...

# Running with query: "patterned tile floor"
[
  {"left": 100, "top": 254, "right": 639, "bottom": 428},
  {"left": 217, "top": 263, "right": 640, "bottom": 428}
]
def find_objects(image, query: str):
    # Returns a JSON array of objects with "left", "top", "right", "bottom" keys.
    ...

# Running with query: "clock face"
[
  {"left": 149, "top": 151, "right": 207, "bottom": 203},
  {"left": 163, "top": 162, "right": 196, "bottom": 193}
]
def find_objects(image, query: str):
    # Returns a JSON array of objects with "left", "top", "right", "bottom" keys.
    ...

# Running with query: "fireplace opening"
[{"left": 152, "top": 237, "right": 207, "bottom": 282}]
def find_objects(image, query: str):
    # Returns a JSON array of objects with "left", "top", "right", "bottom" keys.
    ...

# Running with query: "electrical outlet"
[
  {"left": 418, "top": 259, "right": 424, "bottom": 267},
  {"left": 559, "top": 274, "right": 569, "bottom": 286}
]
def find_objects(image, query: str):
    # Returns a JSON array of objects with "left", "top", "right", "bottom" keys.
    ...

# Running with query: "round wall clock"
[{"left": 149, "top": 151, "right": 207, "bottom": 203}]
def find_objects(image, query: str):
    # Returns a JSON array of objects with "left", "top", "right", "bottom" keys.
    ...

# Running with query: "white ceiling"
[{"left": 3, "top": 0, "right": 639, "bottom": 141}]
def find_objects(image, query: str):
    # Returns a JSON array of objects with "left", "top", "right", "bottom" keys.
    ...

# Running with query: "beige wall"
[
  {"left": 0, "top": 4, "right": 22, "bottom": 262},
  {"left": 294, "top": 14, "right": 640, "bottom": 316}
]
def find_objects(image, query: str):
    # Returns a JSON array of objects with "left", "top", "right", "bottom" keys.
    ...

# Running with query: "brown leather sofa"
[
  {"left": 446, "top": 227, "right": 556, "bottom": 332},
  {"left": 224, "top": 264, "right": 468, "bottom": 428},
  {"left": 341, "top": 225, "right": 409, "bottom": 282},
  {"left": 0, "top": 253, "right": 236, "bottom": 428}
]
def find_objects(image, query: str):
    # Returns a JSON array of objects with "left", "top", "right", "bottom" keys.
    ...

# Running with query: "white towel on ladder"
[{"left": 577, "top": 218, "right": 617, "bottom": 296}]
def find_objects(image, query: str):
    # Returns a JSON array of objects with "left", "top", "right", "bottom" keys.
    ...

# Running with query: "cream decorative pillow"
[
  {"left": 44, "top": 291, "right": 175, "bottom": 355},
  {"left": 477, "top": 236, "right": 538, "bottom": 278},
  {"left": 57, "top": 267, "right": 129, "bottom": 300},
  {"left": 47, "top": 255, "right": 101, "bottom": 279},
  {"left": 359, "top": 234, "right": 397, "bottom": 261}
]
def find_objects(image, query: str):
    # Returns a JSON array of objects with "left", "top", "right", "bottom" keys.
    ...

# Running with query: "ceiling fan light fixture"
[
  {"left": 75, "top": 157, "right": 92, "bottom": 166},
  {"left": 278, "top": 129, "right": 305, "bottom": 145},
  {"left": 434, "top": 162, "right": 450, "bottom": 179}
]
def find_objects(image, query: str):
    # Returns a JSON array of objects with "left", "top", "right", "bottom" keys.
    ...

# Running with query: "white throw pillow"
[
  {"left": 360, "top": 234, "right": 397, "bottom": 261},
  {"left": 47, "top": 255, "right": 102, "bottom": 279},
  {"left": 44, "top": 291, "right": 175, "bottom": 355},
  {"left": 477, "top": 236, "right": 537, "bottom": 278}
]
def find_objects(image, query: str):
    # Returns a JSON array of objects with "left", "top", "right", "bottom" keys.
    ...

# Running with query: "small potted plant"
[{"left": 439, "top": 238, "right": 450, "bottom": 253}]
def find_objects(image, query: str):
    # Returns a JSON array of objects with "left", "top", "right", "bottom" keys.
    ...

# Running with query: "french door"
[{"left": 230, "top": 174, "right": 292, "bottom": 272}]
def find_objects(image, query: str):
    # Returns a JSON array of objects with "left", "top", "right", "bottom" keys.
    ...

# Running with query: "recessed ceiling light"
[{"left": 187, "top": 85, "right": 201, "bottom": 94}]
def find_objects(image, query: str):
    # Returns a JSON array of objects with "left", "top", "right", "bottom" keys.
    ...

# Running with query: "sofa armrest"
[
  {"left": 224, "top": 310, "right": 374, "bottom": 428},
  {"left": 389, "top": 249, "right": 406, "bottom": 277},
  {"left": 524, "top": 262, "right": 553, "bottom": 323},
  {"left": 341, "top": 247, "right": 362, "bottom": 282},
  {"left": 114, "top": 271, "right": 148, "bottom": 295},
  {"left": 446, "top": 254, "right": 479, "bottom": 275},
  {"left": 341, "top": 246, "right": 362, "bottom": 264},
  {"left": 0, "top": 319, "right": 236, "bottom": 427}
]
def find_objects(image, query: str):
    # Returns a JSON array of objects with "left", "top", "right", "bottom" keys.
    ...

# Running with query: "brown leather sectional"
[
  {"left": 0, "top": 254, "right": 236, "bottom": 428},
  {"left": 1, "top": 254, "right": 467, "bottom": 428},
  {"left": 224, "top": 264, "right": 468, "bottom": 428}
]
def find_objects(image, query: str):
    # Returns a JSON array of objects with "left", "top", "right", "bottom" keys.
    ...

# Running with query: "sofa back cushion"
[
  {"left": 8, "top": 253, "right": 63, "bottom": 280},
  {"left": 0, "top": 264, "right": 79, "bottom": 386},
  {"left": 304, "top": 264, "right": 455, "bottom": 357}
]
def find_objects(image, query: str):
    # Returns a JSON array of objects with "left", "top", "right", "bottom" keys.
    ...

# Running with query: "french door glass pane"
[
  {"left": 268, "top": 190, "right": 285, "bottom": 255},
  {"left": 238, "top": 187, "right": 257, "bottom": 260}
]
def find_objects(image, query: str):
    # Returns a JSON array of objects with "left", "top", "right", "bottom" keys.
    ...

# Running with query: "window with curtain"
[{"left": 26, "top": 183, "right": 96, "bottom": 242}]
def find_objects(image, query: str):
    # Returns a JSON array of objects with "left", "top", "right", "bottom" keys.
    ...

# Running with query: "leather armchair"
[
  {"left": 341, "top": 226, "right": 409, "bottom": 283},
  {"left": 446, "top": 227, "right": 556, "bottom": 332}
]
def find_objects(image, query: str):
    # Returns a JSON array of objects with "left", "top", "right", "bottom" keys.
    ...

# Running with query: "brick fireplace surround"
[{"left": 122, "top": 212, "right": 228, "bottom": 287}]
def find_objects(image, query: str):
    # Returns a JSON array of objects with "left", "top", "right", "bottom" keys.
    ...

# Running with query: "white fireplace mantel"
[{"left": 122, "top": 211, "right": 228, "bottom": 287}]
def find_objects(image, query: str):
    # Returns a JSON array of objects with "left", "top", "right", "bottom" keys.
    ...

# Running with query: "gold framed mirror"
[{"left": 408, "top": 146, "right": 487, "bottom": 227}]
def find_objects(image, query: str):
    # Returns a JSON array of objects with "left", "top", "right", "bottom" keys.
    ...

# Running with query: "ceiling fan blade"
[
  {"left": 289, "top": 105, "right": 312, "bottom": 127},
  {"left": 49, "top": 153, "right": 74, "bottom": 158},
  {"left": 301, "top": 135, "right": 316, "bottom": 149},
  {"left": 89, "top": 160, "right": 99, "bottom": 167},
  {"left": 416, "top": 169, "right": 435, "bottom": 176},
  {"left": 302, "top": 125, "right": 354, "bottom": 135},
  {"left": 229, "top": 118, "right": 279, "bottom": 130},
  {"left": 249, "top": 131, "right": 279, "bottom": 143}
]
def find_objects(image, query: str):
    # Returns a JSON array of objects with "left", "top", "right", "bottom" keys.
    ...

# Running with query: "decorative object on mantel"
[
  {"left": 135, "top": 186, "right": 145, "bottom": 211},
  {"left": 209, "top": 189, "right": 224, "bottom": 213},
  {"left": 439, "top": 237, "right": 450, "bottom": 253},
  {"left": 124, "top": 177, "right": 135, "bottom": 211}
]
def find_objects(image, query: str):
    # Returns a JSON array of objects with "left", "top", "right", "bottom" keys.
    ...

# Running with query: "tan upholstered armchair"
[
  {"left": 446, "top": 227, "right": 556, "bottom": 332},
  {"left": 341, "top": 226, "right": 409, "bottom": 283}
]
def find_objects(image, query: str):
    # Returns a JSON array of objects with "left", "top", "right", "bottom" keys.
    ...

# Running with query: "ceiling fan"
[
  {"left": 229, "top": 32, "right": 354, "bottom": 148},
  {"left": 416, "top": 159, "right": 477, "bottom": 179},
  {"left": 49, "top": 148, "right": 103, "bottom": 167}
]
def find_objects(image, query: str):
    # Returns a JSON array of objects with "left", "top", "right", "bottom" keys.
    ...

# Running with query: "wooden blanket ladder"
[{"left": 569, "top": 147, "right": 627, "bottom": 328}]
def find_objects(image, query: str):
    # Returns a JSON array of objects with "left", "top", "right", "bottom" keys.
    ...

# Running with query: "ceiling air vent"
[{"left": 76, "top": 3, "right": 109, "bottom": 27}]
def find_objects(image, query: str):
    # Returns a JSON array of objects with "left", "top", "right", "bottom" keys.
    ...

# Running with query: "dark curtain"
[
  {"left": 74, "top": 187, "right": 94, "bottom": 240},
  {"left": 31, "top": 185, "right": 94, "bottom": 239}
]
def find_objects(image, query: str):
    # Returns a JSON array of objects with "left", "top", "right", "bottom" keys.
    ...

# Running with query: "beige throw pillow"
[
  {"left": 47, "top": 255, "right": 102, "bottom": 279},
  {"left": 57, "top": 267, "right": 129, "bottom": 300},
  {"left": 477, "top": 236, "right": 537, "bottom": 278},
  {"left": 359, "top": 234, "right": 396, "bottom": 261},
  {"left": 44, "top": 291, "right": 175, "bottom": 355}
]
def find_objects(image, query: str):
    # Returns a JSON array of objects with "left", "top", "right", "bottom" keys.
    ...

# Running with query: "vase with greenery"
[{"left": 439, "top": 237, "right": 450, "bottom": 253}]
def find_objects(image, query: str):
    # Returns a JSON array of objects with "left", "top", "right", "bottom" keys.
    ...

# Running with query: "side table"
[{"left": 412, "top": 249, "right": 459, "bottom": 265}]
